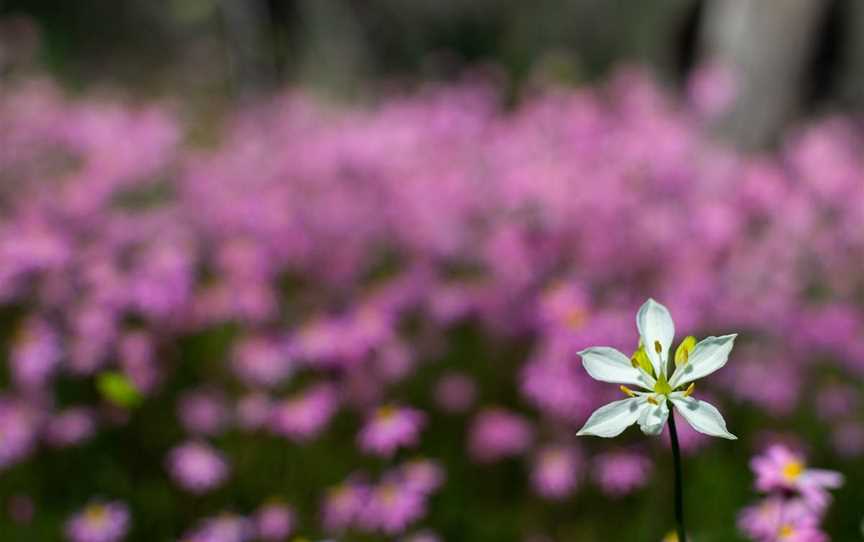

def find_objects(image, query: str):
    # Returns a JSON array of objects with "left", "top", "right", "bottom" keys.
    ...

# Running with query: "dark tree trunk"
[{"left": 699, "top": 0, "right": 829, "bottom": 148}]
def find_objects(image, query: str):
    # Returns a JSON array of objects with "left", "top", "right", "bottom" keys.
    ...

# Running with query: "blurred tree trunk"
[
  {"left": 218, "top": 0, "right": 278, "bottom": 99},
  {"left": 294, "top": 0, "right": 370, "bottom": 99},
  {"left": 837, "top": 0, "right": 864, "bottom": 109},
  {"left": 700, "top": 0, "right": 829, "bottom": 148}
]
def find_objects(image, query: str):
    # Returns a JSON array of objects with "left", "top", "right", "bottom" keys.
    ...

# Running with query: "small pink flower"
[
  {"left": 11, "top": 317, "right": 61, "bottom": 390},
  {"left": 468, "top": 409, "right": 533, "bottom": 463},
  {"left": 0, "top": 399, "right": 40, "bottom": 469},
  {"left": 433, "top": 372, "right": 476, "bottom": 413},
  {"left": 178, "top": 389, "right": 229, "bottom": 436},
  {"left": 254, "top": 502, "right": 295, "bottom": 541},
  {"left": 400, "top": 459, "right": 445, "bottom": 495},
  {"left": 167, "top": 441, "right": 229, "bottom": 494},
  {"left": 270, "top": 384, "right": 338, "bottom": 442},
  {"left": 592, "top": 451, "right": 651, "bottom": 497},
  {"left": 44, "top": 407, "right": 96, "bottom": 448},
  {"left": 232, "top": 336, "right": 293, "bottom": 389},
  {"left": 358, "top": 405, "right": 425, "bottom": 457},
  {"left": 65, "top": 501, "right": 130, "bottom": 542},
  {"left": 235, "top": 393, "right": 273, "bottom": 431},
  {"left": 359, "top": 481, "right": 426, "bottom": 535},
  {"left": 182, "top": 513, "right": 254, "bottom": 542},
  {"left": 751, "top": 445, "right": 843, "bottom": 511},
  {"left": 322, "top": 481, "right": 369, "bottom": 533},
  {"left": 738, "top": 497, "right": 826, "bottom": 542},
  {"left": 531, "top": 446, "right": 581, "bottom": 499}
]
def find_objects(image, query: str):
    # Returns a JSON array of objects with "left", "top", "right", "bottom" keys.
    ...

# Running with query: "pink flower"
[
  {"left": 535, "top": 281, "right": 591, "bottom": 335},
  {"left": 44, "top": 407, "right": 96, "bottom": 448},
  {"left": 178, "top": 389, "right": 229, "bottom": 436},
  {"left": 65, "top": 501, "right": 130, "bottom": 542},
  {"left": 751, "top": 445, "right": 843, "bottom": 511},
  {"left": 359, "top": 481, "right": 426, "bottom": 534},
  {"left": 11, "top": 317, "right": 61, "bottom": 390},
  {"left": 399, "top": 459, "right": 445, "bottom": 495},
  {"left": 254, "top": 502, "right": 295, "bottom": 541},
  {"left": 358, "top": 405, "right": 426, "bottom": 457},
  {"left": 270, "top": 384, "right": 338, "bottom": 442},
  {"left": 468, "top": 409, "right": 533, "bottom": 463},
  {"left": 167, "top": 441, "right": 229, "bottom": 494},
  {"left": 831, "top": 421, "right": 864, "bottom": 458},
  {"left": 235, "top": 393, "right": 273, "bottom": 431},
  {"left": 182, "top": 514, "right": 254, "bottom": 542},
  {"left": 592, "top": 451, "right": 651, "bottom": 497},
  {"left": 322, "top": 481, "right": 369, "bottom": 533},
  {"left": 531, "top": 446, "right": 581, "bottom": 499},
  {"left": 433, "top": 372, "right": 476, "bottom": 413},
  {"left": 231, "top": 335, "right": 293, "bottom": 389},
  {"left": 738, "top": 497, "right": 826, "bottom": 542},
  {"left": 0, "top": 399, "right": 40, "bottom": 469}
]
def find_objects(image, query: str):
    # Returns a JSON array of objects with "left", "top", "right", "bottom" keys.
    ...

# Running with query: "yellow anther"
[
  {"left": 619, "top": 385, "right": 636, "bottom": 397},
  {"left": 663, "top": 532, "right": 679, "bottom": 542},
  {"left": 654, "top": 340, "right": 663, "bottom": 354},
  {"left": 631, "top": 346, "right": 655, "bottom": 377},
  {"left": 684, "top": 383, "right": 696, "bottom": 397},
  {"left": 779, "top": 525, "right": 795, "bottom": 539},
  {"left": 675, "top": 336, "right": 697, "bottom": 367},
  {"left": 782, "top": 460, "right": 804, "bottom": 482},
  {"left": 646, "top": 396, "right": 659, "bottom": 406}
]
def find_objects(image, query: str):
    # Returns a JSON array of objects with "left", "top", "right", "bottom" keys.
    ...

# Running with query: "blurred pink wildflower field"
[{"left": 0, "top": 69, "right": 862, "bottom": 540}]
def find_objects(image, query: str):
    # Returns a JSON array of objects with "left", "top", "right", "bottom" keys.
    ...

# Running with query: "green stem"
[{"left": 667, "top": 412, "right": 687, "bottom": 542}]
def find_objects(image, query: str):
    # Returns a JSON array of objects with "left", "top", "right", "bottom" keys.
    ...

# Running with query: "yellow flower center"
[
  {"left": 663, "top": 532, "right": 679, "bottom": 542},
  {"left": 653, "top": 373, "right": 672, "bottom": 395},
  {"left": 85, "top": 505, "right": 107, "bottom": 525},
  {"left": 782, "top": 460, "right": 804, "bottom": 482},
  {"left": 779, "top": 524, "right": 795, "bottom": 539},
  {"left": 376, "top": 405, "right": 397, "bottom": 420}
]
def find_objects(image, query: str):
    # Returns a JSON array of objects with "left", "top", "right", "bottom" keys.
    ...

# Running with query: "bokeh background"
[{"left": 1, "top": 1, "right": 864, "bottom": 541}]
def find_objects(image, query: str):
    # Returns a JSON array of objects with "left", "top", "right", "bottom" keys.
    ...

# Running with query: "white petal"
[
  {"left": 576, "top": 398, "right": 646, "bottom": 438},
  {"left": 636, "top": 299, "right": 675, "bottom": 377},
  {"left": 669, "top": 334, "right": 737, "bottom": 388},
  {"left": 580, "top": 347, "right": 655, "bottom": 389},
  {"left": 670, "top": 396, "right": 736, "bottom": 440},
  {"left": 638, "top": 397, "right": 669, "bottom": 436}
]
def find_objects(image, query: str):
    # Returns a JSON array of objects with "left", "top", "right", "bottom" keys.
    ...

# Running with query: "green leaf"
[{"left": 97, "top": 371, "right": 143, "bottom": 409}]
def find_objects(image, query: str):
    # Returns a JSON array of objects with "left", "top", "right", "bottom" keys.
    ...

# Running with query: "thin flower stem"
[{"left": 667, "top": 412, "right": 687, "bottom": 542}]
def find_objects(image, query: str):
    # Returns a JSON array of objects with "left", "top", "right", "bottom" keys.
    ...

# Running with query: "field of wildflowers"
[{"left": 0, "top": 69, "right": 862, "bottom": 541}]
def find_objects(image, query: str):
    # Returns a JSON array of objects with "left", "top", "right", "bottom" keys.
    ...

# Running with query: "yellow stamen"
[
  {"left": 654, "top": 340, "right": 662, "bottom": 354},
  {"left": 782, "top": 460, "right": 804, "bottom": 482},
  {"left": 662, "top": 532, "right": 679, "bottom": 542},
  {"left": 684, "top": 383, "right": 696, "bottom": 397},
  {"left": 631, "top": 346, "right": 655, "bottom": 377},
  {"left": 647, "top": 396, "right": 659, "bottom": 406},
  {"left": 779, "top": 525, "right": 795, "bottom": 539},
  {"left": 619, "top": 385, "right": 636, "bottom": 397},
  {"left": 675, "top": 336, "right": 697, "bottom": 367}
]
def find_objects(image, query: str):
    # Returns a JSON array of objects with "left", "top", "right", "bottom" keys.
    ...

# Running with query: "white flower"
[{"left": 577, "top": 299, "right": 737, "bottom": 440}]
